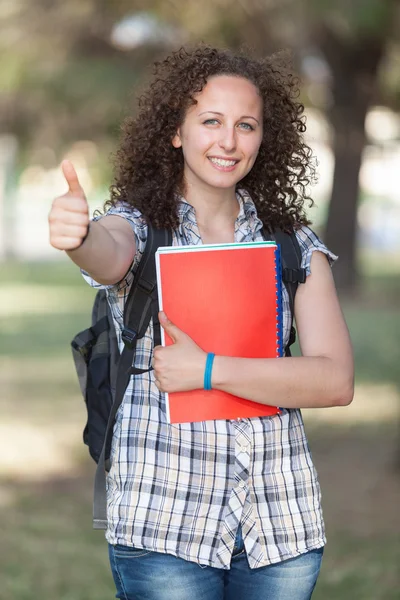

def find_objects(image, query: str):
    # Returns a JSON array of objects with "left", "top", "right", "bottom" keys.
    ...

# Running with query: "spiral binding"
[{"left": 274, "top": 246, "right": 284, "bottom": 358}]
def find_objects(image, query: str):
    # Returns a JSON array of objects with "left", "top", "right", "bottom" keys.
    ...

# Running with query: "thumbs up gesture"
[
  {"left": 49, "top": 160, "right": 90, "bottom": 251},
  {"left": 152, "top": 312, "right": 207, "bottom": 393}
]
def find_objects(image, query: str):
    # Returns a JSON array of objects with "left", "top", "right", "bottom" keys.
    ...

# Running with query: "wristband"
[{"left": 204, "top": 353, "right": 215, "bottom": 391}]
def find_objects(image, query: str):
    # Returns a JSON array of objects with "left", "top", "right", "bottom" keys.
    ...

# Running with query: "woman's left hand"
[{"left": 152, "top": 312, "right": 207, "bottom": 393}]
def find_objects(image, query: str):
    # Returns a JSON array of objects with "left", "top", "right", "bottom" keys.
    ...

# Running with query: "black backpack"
[{"left": 71, "top": 224, "right": 305, "bottom": 529}]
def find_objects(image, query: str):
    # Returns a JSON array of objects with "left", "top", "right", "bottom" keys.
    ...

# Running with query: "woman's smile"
[{"left": 207, "top": 156, "right": 240, "bottom": 171}]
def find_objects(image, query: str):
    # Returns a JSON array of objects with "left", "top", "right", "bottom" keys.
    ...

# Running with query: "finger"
[
  {"left": 151, "top": 352, "right": 161, "bottom": 368},
  {"left": 61, "top": 159, "right": 85, "bottom": 197},
  {"left": 51, "top": 223, "right": 89, "bottom": 239},
  {"left": 159, "top": 311, "right": 182, "bottom": 344},
  {"left": 50, "top": 235, "right": 85, "bottom": 251},
  {"left": 54, "top": 196, "right": 89, "bottom": 216},
  {"left": 59, "top": 210, "right": 89, "bottom": 226},
  {"left": 52, "top": 193, "right": 89, "bottom": 218},
  {"left": 49, "top": 205, "right": 89, "bottom": 225}
]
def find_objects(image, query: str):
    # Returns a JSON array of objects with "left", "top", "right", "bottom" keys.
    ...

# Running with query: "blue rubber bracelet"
[{"left": 204, "top": 353, "right": 215, "bottom": 391}]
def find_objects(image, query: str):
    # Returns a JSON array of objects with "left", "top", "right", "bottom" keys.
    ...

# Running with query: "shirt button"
[
  {"left": 239, "top": 480, "right": 246, "bottom": 489},
  {"left": 240, "top": 445, "right": 249, "bottom": 453}
]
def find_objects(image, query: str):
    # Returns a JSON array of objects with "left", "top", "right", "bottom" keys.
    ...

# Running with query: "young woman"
[{"left": 49, "top": 45, "right": 354, "bottom": 600}]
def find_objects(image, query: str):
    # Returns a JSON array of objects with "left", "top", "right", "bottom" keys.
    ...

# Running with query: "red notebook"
[{"left": 155, "top": 242, "right": 283, "bottom": 424}]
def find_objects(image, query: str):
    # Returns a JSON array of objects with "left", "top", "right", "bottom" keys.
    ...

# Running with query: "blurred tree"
[
  {"left": 1, "top": 0, "right": 399, "bottom": 290},
  {"left": 159, "top": 0, "right": 400, "bottom": 293},
  {"left": 308, "top": 0, "right": 400, "bottom": 292},
  {"left": 0, "top": 0, "right": 179, "bottom": 173}
]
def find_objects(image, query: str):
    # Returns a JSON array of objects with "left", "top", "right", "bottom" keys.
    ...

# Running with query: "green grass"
[
  {"left": 315, "top": 534, "right": 399, "bottom": 600},
  {"left": 2, "top": 473, "right": 115, "bottom": 600},
  {"left": 0, "top": 259, "right": 399, "bottom": 600},
  {"left": 346, "top": 308, "right": 400, "bottom": 385}
]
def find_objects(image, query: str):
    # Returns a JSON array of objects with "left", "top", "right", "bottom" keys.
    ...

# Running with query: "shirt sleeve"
[
  {"left": 294, "top": 225, "right": 338, "bottom": 277},
  {"left": 81, "top": 203, "right": 148, "bottom": 292}
]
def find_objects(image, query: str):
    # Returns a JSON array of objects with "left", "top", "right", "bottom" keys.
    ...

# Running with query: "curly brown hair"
[{"left": 105, "top": 45, "right": 316, "bottom": 231}]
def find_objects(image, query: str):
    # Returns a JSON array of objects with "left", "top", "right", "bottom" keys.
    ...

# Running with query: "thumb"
[
  {"left": 61, "top": 159, "right": 85, "bottom": 198},
  {"left": 159, "top": 312, "right": 184, "bottom": 344}
]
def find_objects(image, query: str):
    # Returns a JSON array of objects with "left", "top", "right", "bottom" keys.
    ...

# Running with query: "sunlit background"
[{"left": 1, "top": 2, "right": 399, "bottom": 599}]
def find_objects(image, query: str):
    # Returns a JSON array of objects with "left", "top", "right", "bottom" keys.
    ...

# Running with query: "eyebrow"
[{"left": 198, "top": 111, "right": 260, "bottom": 125}]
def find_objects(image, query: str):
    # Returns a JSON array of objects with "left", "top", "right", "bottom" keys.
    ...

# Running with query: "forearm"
[
  {"left": 67, "top": 219, "right": 135, "bottom": 285},
  {"left": 212, "top": 355, "right": 354, "bottom": 409}
]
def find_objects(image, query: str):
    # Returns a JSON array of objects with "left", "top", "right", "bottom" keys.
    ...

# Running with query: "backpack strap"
[
  {"left": 122, "top": 225, "right": 171, "bottom": 352},
  {"left": 93, "top": 223, "right": 172, "bottom": 530},
  {"left": 262, "top": 227, "right": 306, "bottom": 356}
]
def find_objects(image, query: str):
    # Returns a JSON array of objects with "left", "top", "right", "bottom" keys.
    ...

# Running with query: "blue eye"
[
  {"left": 202, "top": 119, "right": 255, "bottom": 130},
  {"left": 239, "top": 123, "right": 255, "bottom": 131}
]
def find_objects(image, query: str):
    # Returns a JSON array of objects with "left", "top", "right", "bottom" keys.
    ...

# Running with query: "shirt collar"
[{"left": 176, "top": 189, "right": 263, "bottom": 229}]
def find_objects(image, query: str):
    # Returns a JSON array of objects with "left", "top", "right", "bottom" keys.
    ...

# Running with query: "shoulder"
[
  {"left": 93, "top": 202, "right": 148, "bottom": 262},
  {"left": 293, "top": 224, "right": 338, "bottom": 277},
  {"left": 94, "top": 202, "right": 147, "bottom": 244},
  {"left": 82, "top": 203, "right": 148, "bottom": 292}
]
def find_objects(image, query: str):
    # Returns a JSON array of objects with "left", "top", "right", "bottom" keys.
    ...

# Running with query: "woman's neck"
[
  {"left": 182, "top": 185, "right": 240, "bottom": 244},
  {"left": 183, "top": 185, "right": 239, "bottom": 230}
]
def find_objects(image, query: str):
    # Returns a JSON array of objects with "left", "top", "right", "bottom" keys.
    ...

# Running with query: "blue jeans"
[{"left": 108, "top": 527, "right": 324, "bottom": 600}]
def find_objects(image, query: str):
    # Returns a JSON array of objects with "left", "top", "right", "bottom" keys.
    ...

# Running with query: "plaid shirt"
[{"left": 83, "top": 191, "right": 337, "bottom": 570}]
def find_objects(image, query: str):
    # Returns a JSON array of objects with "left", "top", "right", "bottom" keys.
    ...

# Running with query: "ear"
[{"left": 172, "top": 129, "right": 182, "bottom": 148}]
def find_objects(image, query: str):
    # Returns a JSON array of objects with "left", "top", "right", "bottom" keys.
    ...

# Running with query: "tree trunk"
[
  {"left": 0, "top": 135, "right": 18, "bottom": 260},
  {"left": 320, "top": 29, "right": 385, "bottom": 294},
  {"left": 325, "top": 104, "right": 368, "bottom": 293}
]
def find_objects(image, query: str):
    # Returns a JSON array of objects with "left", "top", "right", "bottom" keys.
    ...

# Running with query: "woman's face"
[{"left": 172, "top": 75, "right": 263, "bottom": 194}]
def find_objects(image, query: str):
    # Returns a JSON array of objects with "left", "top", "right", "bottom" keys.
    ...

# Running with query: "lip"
[
  {"left": 207, "top": 156, "right": 240, "bottom": 172},
  {"left": 208, "top": 155, "right": 240, "bottom": 162}
]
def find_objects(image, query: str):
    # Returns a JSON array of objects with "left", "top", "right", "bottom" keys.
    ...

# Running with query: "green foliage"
[
  {"left": 0, "top": 0, "right": 157, "bottom": 156},
  {"left": 1, "top": 0, "right": 399, "bottom": 160},
  {"left": 308, "top": 0, "right": 396, "bottom": 38}
]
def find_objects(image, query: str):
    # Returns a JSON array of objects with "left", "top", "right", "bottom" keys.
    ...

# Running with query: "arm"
[
  {"left": 154, "top": 252, "right": 354, "bottom": 409},
  {"left": 49, "top": 160, "right": 136, "bottom": 285},
  {"left": 67, "top": 217, "right": 136, "bottom": 286},
  {"left": 211, "top": 251, "right": 354, "bottom": 408}
]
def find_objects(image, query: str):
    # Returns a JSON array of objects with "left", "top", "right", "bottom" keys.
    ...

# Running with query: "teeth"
[{"left": 209, "top": 158, "right": 237, "bottom": 167}]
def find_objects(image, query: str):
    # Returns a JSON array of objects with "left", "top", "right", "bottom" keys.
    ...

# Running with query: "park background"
[{"left": 0, "top": 1, "right": 399, "bottom": 599}]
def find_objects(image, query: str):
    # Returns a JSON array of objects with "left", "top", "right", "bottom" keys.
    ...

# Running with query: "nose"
[{"left": 218, "top": 126, "right": 237, "bottom": 153}]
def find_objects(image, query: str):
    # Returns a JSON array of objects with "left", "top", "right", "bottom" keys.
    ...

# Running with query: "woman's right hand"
[{"left": 49, "top": 160, "right": 90, "bottom": 251}]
